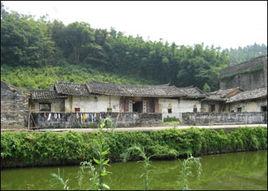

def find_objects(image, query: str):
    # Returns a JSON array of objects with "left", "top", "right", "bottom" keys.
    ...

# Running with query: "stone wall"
[
  {"left": 31, "top": 112, "right": 162, "bottom": 128},
  {"left": 220, "top": 55, "right": 267, "bottom": 91},
  {"left": 1, "top": 81, "right": 29, "bottom": 129},
  {"left": 181, "top": 112, "right": 267, "bottom": 125}
]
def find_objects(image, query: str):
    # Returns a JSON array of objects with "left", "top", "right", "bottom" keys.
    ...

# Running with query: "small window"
[
  {"left": 193, "top": 107, "right": 197, "bottom": 113},
  {"left": 75, "top": 108, "right": 80, "bottom": 112},
  {"left": 39, "top": 103, "right": 51, "bottom": 112},
  {"left": 107, "top": 107, "right": 112, "bottom": 112},
  {"left": 210, "top": 104, "right": 215, "bottom": 112},
  {"left": 168, "top": 108, "right": 172, "bottom": 113},
  {"left": 261, "top": 106, "right": 267, "bottom": 112},
  {"left": 237, "top": 107, "right": 242, "bottom": 112},
  {"left": 94, "top": 96, "right": 98, "bottom": 101}
]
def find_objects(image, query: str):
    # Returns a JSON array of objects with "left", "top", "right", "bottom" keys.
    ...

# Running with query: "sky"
[{"left": 2, "top": 1, "right": 267, "bottom": 49}]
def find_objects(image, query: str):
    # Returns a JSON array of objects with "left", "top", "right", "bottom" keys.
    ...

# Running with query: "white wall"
[
  {"left": 65, "top": 95, "right": 120, "bottom": 112},
  {"left": 229, "top": 99, "right": 267, "bottom": 112},
  {"left": 30, "top": 100, "right": 64, "bottom": 112},
  {"left": 159, "top": 98, "right": 201, "bottom": 120}
]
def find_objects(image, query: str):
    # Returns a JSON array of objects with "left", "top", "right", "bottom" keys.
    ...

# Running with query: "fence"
[
  {"left": 30, "top": 112, "right": 162, "bottom": 129},
  {"left": 181, "top": 112, "right": 267, "bottom": 125}
]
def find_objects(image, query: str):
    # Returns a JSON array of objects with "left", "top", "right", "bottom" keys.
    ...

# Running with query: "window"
[
  {"left": 193, "top": 105, "right": 197, "bottom": 113},
  {"left": 39, "top": 103, "right": 51, "bottom": 112},
  {"left": 210, "top": 104, "right": 215, "bottom": 112},
  {"left": 75, "top": 108, "right": 80, "bottom": 112},
  {"left": 133, "top": 101, "right": 142, "bottom": 113},
  {"left": 107, "top": 107, "right": 112, "bottom": 112},
  {"left": 168, "top": 108, "right": 172, "bottom": 113},
  {"left": 261, "top": 106, "right": 267, "bottom": 112},
  {"left": 237, "top": 107, "right": 242, "bottom": 112}
]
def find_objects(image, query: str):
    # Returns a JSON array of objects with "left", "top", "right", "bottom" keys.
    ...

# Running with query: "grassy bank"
[
  {"left": 1, "top": 64, "right": 153, "bottom": 89},
  {"left": 1, "top": 127, "right": 267, "bottom": 168}
]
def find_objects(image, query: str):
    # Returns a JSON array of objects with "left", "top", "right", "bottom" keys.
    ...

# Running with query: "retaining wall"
[
  {"left": 182, "top": 112, "right": 267, "bottom": 125},
  {"left": 31, "top": 112, "right": 162, "bottom": 128}
]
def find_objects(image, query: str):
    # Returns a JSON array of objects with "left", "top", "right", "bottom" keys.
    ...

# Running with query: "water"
[{"left": 1, "top": 151, "right": 267, "bottom": 190}]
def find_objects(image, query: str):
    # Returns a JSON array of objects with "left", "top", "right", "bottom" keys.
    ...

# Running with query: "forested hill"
[
  {"left": 225, "top": 44, "right": 267, "bottom": 66},
  {"left": 1, "top": 5, "right": 265, "bottom": 92}
]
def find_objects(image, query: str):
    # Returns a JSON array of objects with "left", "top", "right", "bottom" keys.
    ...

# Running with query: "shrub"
[{"left": 1, "top": 127, "right": 267, "bottom": 168}]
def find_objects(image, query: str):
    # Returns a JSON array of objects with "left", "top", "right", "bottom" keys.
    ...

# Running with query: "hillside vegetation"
[
  {"left": 1, "top": 4, "right": 266, "bottom": 91},
  {"left": 225, "top": 44, "right": 267, "bottom": 66},
  {"left": 1, "top": 64, "right": 154, "bottom": 90}
]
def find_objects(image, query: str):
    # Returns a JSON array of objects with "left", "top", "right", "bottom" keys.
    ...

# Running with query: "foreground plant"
[
  {"left": 178, "top": 154, "right": 202, "bottom": 190},
  {"left": 122, "top": 145, "right": 153, "bottom": 190},
  {"left": 51, "top": 117, "right": 114, "bottom": 190},
  {"left": 51, "top": 169, "right": 70, "bottom": 190},
  {"left": 91, "top": 118, "right": 112, "bottom": 190}
]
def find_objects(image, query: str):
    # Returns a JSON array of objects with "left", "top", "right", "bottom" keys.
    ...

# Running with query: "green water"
[{"left": 1, "top": 151, "right": 267, "bottom": 190}]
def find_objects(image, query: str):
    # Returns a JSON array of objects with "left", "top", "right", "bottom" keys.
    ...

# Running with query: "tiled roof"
[
  {"left": 204, "top": 87, "right": 242, "bottom": 101},
  {"left": 220, "top": 55, "right": 267, "bottom": 79},
  {"left": 226, "top": 87, "right": 267, "bottom": 103},
  {"left": 180, "top": 87, "right": 207, "bottom": 99},
  {"left": 30, "top": 81, "right": 206, "bottom": 99},
  {"left": 86, "top": 82, "right": 206, "bottom": 98},
  {"left": 31, "top": 90, "right": 67, "bottom": 100},
  {"left": 55, "top": 82, "right": 89, "bottom": 96}
]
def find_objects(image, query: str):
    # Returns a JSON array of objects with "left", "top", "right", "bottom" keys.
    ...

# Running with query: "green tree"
[{"left": 1, "top": 11, "right": 56, "bottom": 66}]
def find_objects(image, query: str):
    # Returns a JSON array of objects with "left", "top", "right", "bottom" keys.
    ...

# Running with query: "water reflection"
[{"left": 1, "top": 151, "right": 267, "bottom": 190}]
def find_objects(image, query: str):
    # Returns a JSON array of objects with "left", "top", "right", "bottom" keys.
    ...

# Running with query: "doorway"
[{"left": 261, "top": 105, "right": 267, "bottom": 112}]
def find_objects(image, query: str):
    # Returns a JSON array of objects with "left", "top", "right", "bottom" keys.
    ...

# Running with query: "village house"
[
  {"left": 219, "top": 55, "right": 267, "bottom": 91},
  {"left": 201, "top": 87, "right": 267, "bottom": 113},
  {"left": 226, "top": 87, "right": 267, "bottom": 113},
  {"left": 29, "top": 81, "right": 206, "bottom": 117},
  {"left": 201, "top": 87, "right": 242, "bottom": 113},
  {"left": 1, "top": 56, "right": 267, "bottom": 129}
]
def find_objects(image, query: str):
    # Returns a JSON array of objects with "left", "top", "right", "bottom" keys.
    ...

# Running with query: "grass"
[{"left": 1, "top": 64, "right": 154, "bottom": 90}]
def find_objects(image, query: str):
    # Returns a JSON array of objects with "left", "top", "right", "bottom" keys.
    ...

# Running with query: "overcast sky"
[{"left": 3, "top": 1, "right": 267, "bottom": 49}]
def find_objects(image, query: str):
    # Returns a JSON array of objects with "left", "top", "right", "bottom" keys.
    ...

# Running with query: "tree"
[
  {"left": 202, "top": 83, "right": 211, "bottom": 92},
  {"left": 1, "top": 11, "right": 56, "bottom": 66}
]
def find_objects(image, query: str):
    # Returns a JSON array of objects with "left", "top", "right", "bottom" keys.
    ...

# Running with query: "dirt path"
[{"left": 27, "top": 124, "right": 267, "bottom": 133}]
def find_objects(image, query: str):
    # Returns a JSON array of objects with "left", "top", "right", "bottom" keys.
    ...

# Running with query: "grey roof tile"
[
  {"left": 226, "top": 87, "right": 267, "bottom": 103},
  {"left": 31, "top": 90, "right": 67, "bottom": 100}
]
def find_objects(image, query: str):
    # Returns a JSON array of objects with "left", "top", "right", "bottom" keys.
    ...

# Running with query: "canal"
[{"left": 1, "top": 151, "right": 267, "bottom": 190}]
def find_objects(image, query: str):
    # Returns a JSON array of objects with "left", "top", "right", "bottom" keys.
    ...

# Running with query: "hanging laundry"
[
  {"left": 94, "top": 113, "right": 97, "bottom": 122},
  {"left": 80, "top": 113, "right": 83, "bottom": 123},
  {"left": 47, "top": 113, "right": 51, "bottom": 121},
  {"left": 54, "top": 113, "right": 58, "bottom": 119},
  {"left": 82, "top": 113, "right": 87, "bottom": 123},
  {"left": 85, "top": 113, "right": 89, "bottom": 122},
  {"left": 90, "top": 113, "right": 93, "bottom": 123},
  {"left": 58, "top": 113, "right": 61, "bottom": 119}
]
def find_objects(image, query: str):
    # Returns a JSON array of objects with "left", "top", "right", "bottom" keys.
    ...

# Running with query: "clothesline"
[{"left": 39, "top": 112, "right": 107, "bottom": 123}]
